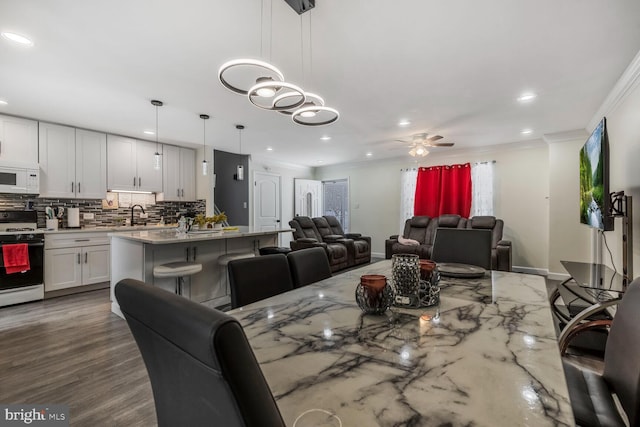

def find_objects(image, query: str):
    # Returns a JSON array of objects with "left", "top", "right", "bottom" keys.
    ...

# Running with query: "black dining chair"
[
  {"left": 287, "top": 247, "right": 332, "bottom": 288},
  {"left": 561, "top": 277, "right": 640, "bottom": 427},
  {"left": 228, "top": 254, "right": 294, "bottom": 308},
  {"left": 431, "top": 227, "right": 493, "bottom": 270},
  {"left": 114, "top": 278, "right": 285, "bottom": 427}
]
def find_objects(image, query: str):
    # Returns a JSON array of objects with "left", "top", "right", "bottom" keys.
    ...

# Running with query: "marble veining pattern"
[{"left": 229, "top": 260, "right": 574, "bottom": 426}]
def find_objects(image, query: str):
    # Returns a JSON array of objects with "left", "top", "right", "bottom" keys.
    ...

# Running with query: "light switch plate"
[{"left": 83, "top": 213, "right": 95, "bottom": 220}]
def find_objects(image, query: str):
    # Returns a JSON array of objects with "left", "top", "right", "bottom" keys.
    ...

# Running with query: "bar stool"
[
  {"left": 218, "top": 252, "right": 255, "bottom": 295},
  {"left": 153, "top": 262, "right": 202, "bottom": 296}
]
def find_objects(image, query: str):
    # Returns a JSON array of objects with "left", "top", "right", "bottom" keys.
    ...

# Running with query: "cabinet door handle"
[
  {"left": 181, "top": 189, "right": 185, "bottom": 197},
  {"left": 133, "top": 177, "right": 136, "bottom": 187},
  {"left": 177, "top": 189, "right": 180, "bottom": 197},
  {"left": 138, "top": 177, "right": 141, "bottom": 187},
  {"left": 77, "top": 182, "right": 81, "bottom": 193},
  {"left": 85, "top": 252, "right": 88, "bottom": 263},
  {"left": 186, "top": 247, "right": 190, "bottom": 261},
  {"left": 77, "top": 253, "right": 81, "bottom": 264},
  {"left": 74, "top": 239, "right": 90, "bottom": 242},
  {"left": 192, "top": 246, "right": 197, "bottom": 261},
  {"left": 0, "top": 140, "right": 2, "bottom": 155},
  {"left": 71, "top": 182, "right": 74, "bottom": 193}
]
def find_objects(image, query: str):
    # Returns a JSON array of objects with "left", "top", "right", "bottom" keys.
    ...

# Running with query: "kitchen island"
[{"left": 109, "top": 226, "right": 292, "bottom": 317}]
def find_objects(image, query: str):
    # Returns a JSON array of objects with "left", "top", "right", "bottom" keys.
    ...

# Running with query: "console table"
[
  {"left": 229, "top": 260, "right": 573, "bottom": 426},
  {"left": 553, "top": 261, "right": 626, "bottom": 354}
]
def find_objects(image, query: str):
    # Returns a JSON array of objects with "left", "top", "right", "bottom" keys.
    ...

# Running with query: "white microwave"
[{"left": 0, "top": 164, "right": 39, "bottom": 194}]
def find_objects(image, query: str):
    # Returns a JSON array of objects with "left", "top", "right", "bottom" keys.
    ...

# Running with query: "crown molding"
[
  {"left": 588, "top": 48, "right": 640, "bottom": 131},
  {"left": 543, "top": 129, "right": 589, "bottom": 144}
]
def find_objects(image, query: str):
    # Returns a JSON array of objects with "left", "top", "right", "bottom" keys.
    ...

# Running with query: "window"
[{"left": 323, "top": 179, "right": 349, "bottom": 232}]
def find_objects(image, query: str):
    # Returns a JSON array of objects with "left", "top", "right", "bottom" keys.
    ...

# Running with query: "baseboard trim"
[
  {"left": 547, "top": 272, "right": 571, "bottom": 282},
  {"left": 512, "top": 266, "right": 549, "bottom": 276},
  {"left": 371, "top": 251, "right": 385, "bottom": 259}
]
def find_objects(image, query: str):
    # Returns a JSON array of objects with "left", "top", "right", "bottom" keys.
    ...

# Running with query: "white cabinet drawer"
[{"left": 45, "top": 232, "right": 110, "bottom": 249}]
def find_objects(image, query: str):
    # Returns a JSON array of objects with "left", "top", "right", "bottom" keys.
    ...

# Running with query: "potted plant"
[{"left": 212, "top": 212, "right": 227, "bottom": 229}]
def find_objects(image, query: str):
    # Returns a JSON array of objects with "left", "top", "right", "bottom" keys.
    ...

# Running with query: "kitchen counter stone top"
[
  {"left": 41, "top": 224, "right": 178, "bottom": 234},
  {"left": 108, "top": 226, "right": 293, "bottom": 244}
]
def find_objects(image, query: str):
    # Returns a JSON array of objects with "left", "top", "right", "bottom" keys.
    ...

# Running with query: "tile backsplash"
[{"left": 0, "top": 193, "right": 205, "bottom": 228}]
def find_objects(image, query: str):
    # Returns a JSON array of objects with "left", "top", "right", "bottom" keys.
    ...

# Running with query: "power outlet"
[{"left": 83, "top": 213, "right": 95, "bottom": 220}]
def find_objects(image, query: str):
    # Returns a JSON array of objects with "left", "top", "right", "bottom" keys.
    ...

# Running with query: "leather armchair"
[
  {"left": 289, "top": 216, "right": 349, "bottom": 272},
  {"left": 313, "top": 216, "right": 371, "bottom": 267}
]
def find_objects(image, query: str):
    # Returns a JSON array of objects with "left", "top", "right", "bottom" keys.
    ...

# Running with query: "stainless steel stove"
[{"left": 0, "top": 210, "right": 44, "bottom": 307}]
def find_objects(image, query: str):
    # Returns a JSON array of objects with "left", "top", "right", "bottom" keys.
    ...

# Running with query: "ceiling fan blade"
[
  {"left": 394, "top": 139, "right": 409, "bottom": 144},
  {"left": 429, "top": 142, "right": 455, "bottom": 147},
  {"left": 427, "top": 135, "right": 444, "bottom": 142}
]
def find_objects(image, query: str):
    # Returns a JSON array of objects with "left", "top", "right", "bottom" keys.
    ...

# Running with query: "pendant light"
[
  {"left": 200, "top": 114, "right": 210, "bottom": 176},
  {"left": 151, "top": 100, "right": 163, "bottom": 170},
  {"left": 235, "top": 125, "right": 245, "bottom": 181},
  {"left": 288, "top": 12, "right": 339, "bottom": 126}
]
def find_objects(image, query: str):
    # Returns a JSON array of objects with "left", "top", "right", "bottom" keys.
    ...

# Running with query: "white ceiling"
[{"left": 1, "top": 0, "right": 640, "bottom": 167}]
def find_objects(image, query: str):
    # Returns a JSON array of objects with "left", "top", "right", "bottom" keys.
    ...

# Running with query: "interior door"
[
  {"left": 294, "top": 179, "right": 322, "bottom": 217},
  {"left": 254, "top": 172, "right": 281, "bottom": 232}
]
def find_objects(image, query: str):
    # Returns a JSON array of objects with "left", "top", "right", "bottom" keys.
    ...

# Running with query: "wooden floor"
[{"left": 0, "top": 289, "right": 157, "bottom": 426}]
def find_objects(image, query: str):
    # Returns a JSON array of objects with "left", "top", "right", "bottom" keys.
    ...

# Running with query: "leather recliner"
[
  {"left": 313, "top": 216, "right": 371, "bottom": 267},
  {"left": 289, "top": 216, "right": 349, "bottom": 272},
  {"left": 385, "top": 215, "right": 512, "bottom": 271}
]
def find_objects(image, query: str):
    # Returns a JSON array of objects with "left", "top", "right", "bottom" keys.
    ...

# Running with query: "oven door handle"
[{"left": 0, "top": 242, "right": 44, "bottom": 247}]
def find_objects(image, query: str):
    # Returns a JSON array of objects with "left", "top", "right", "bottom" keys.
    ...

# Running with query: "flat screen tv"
[{"left": 579, "top": 117, "right": 613, "bottom": 231}]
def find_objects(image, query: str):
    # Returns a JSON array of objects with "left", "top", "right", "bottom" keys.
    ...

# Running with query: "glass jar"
[{"left": 391, "top": 254, "right": 421, "bottom": 308}]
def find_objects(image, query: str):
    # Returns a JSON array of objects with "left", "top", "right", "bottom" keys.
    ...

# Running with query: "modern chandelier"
[{"left": 217, "top": 0, "right": 338, "bottom": 126}]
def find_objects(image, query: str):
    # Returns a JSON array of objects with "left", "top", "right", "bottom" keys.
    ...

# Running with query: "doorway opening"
[{"left": 322, "top": 179, "right": 349, "bottom": 232}]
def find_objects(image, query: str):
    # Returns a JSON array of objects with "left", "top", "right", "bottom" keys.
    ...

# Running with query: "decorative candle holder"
[
  {"left": 355, "top": 274, "right": 393, "bottom": 314},
  {"left": 391, "top": 254, "right": 421, "bottom": 308}
]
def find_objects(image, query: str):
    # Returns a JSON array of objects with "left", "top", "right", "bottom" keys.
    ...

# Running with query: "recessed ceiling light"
[
  {"left": 0, "top": 100, "right": 7, "bottom": 106},
  {"left": 398, "top": 119, "right": 411, "bottom": 127},
  {"left": 1, "top": 32, "right": 34, "bottom": 46},
  {"left": 317, "top": 160, "right": 324, "bottom": 164},
  {"left": 366, "top": 152, "right": 373, "bottom": 157},
  {"left": 266, "top": 147, "right": 273, "bottom": 151},
  {"left": 320, "top": 136, "right": 331, "bottom": 141},
  {"left": 517, "top": 93, "right": 537, "bottom": 103},
  {"left": 143, "top": 130, "right": 155, "bottom": 135},
  {"left": 521, "top": 129, "right": 533, "bottom": 135}
]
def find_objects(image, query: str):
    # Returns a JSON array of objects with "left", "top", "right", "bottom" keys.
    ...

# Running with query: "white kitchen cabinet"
[
  {"left": 158, "top": 145, "right": 196, "bottom": 201},
  {"left": 45, "top": 232, "right": 110, "bottom": 292},
  {"left": 107, "top": 135, "right": 162, "bottom": 192},
  {"left": 39, "top": 123, "right": 107, "bottom": 199},
  {"left": 0, "top": 114, "right": 38, "bottom": 164}
]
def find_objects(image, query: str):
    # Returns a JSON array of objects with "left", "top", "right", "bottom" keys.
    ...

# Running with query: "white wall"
[
  {"left": 250, "top": 155, "right": 315, "bottom": 248},
  {"left": 601, "top": 79, "right": 640, "bottom": 280},
  {"left": 315, "top": 141, "right": 551, "bottom": 270}
]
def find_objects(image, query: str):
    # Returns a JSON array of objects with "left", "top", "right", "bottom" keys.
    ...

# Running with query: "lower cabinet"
[{"left": 45, "top": 232, "right": 110, "bottom": 292}]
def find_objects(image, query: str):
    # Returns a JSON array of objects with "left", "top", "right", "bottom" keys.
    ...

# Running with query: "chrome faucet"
[{"left": 131, "top": 204, "right": 145, "bottom": 226}]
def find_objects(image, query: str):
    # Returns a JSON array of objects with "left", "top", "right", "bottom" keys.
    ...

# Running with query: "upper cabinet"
[
  {"left": 107, "top": 135, "right": 162, "bottom": 193},
  {"left": 158, "top": 145, "right": 195, "bottom": 201},
  {"left": 0, "top": 114, "right": 38, "bottom": 164},
  {"left": 39, "top": 123, "right": 107, "bottom": 199}
]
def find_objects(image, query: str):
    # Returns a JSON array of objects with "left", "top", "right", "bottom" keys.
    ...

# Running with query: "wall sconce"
[{"left": 234, "top": 165, "right": 244, "bottom": 181}]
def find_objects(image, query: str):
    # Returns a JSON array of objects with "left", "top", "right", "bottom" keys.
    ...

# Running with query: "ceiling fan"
[{"left": 394, "top": 133, "right": 454, "bottom": 157}]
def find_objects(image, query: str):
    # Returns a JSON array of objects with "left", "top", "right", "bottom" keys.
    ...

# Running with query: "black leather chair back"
[
  {"left": 287, "top": 247, "right": 332, "bottom": 288},
  {"left": 603, "top": 279, "right": 640, "bottom": 426},
  {"left": 115, "top": 279, "right": 285, "bottom": 427},
  {"left": 289, "top": 216, "right": 322, "bottom": 241},
  {"left": 228, "top": 254, "right": 294, "bottom": 308},
  {"left": 431, "top": 227, "right": 492, "bottom": 269}
]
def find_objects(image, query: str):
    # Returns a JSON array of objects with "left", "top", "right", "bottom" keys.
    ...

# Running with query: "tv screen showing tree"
[{"left": 579, "top": 118, "right": 611, "bottom": 230}]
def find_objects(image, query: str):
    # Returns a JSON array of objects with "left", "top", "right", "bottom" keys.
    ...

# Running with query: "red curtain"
[{"left": 414, "top": 163, "right": 472, "bottom": 218}]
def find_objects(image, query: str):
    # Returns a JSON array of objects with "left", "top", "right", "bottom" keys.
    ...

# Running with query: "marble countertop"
[
  {"left": 108, "top": 226, "right": 293, "bottom": 244},
  {"left": 229, "top": 260, "right": 574, "bottom": 426},
  {"left": 41, "top": 224, "right": 177, "bottom": 234}
]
